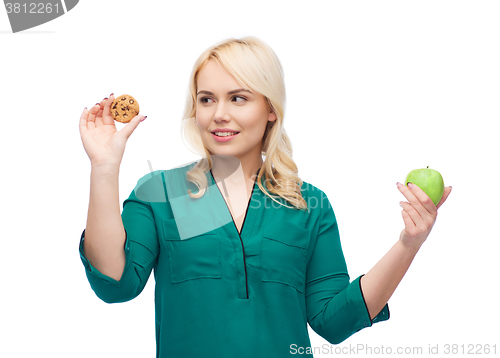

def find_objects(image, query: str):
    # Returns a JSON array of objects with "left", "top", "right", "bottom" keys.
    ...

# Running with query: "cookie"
[{"left": 111, "top": 94, "right": 140, "bottom": 123}]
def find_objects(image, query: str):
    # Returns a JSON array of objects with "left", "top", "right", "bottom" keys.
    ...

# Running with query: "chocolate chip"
[
  {"left": 121, "top": 97, "right": 126, "bottom": 100},
  {"left": 112, "top": 103, "right": 117, "bottom": 109},
  {"left": 129, "top": 99, "right": 134, "bottom": 104}
]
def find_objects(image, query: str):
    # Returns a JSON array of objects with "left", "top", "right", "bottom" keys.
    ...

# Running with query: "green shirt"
[{"left": 79, "top": 161, "right": 389, "bottom": 357}]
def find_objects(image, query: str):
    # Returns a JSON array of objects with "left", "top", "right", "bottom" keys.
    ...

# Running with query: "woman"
[{"left": 78, "top": 36, "right": 452, "bottom": 357}]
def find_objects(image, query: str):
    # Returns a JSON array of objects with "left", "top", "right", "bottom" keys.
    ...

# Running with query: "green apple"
[{"left": 405, "top": 166, "right": 444, "bottom": 206}]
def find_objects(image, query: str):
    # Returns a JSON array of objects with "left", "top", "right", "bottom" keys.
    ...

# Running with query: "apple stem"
[{"left": 427, "top": 166, "right": 429, "bottom": 169}]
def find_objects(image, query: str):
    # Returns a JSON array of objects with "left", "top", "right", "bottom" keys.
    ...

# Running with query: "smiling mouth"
[{"left": 212, "top": 132, "right": 240, "bottom": 137}]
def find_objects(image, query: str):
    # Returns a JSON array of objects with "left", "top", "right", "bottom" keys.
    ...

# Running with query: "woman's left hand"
[{"left": 397, "top": 182, "right": 452, "bottom": 251}]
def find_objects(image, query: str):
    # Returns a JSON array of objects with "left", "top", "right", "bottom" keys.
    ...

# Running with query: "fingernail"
[
  {"left": 396, "top": 182, "right": 401, "bottom": 188},
  {"left": 110, "top": 93, "right": 114, "bottom": 97},
  {"left": 140, "top": 116, "right": 147, "bottom": 122},
  {"left": 407, "top": 182, "right": 414, "bottom": 189},
  {"left": 84, "top": 107, "right": 87, "bottom": 110},
  {"left": 104, "top": 97, "right": 108, "bottom": 100}
]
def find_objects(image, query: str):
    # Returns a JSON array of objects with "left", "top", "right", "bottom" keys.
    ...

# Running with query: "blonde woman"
[{"left": 78, "top": 36, "right": 452, "bottom": 357}]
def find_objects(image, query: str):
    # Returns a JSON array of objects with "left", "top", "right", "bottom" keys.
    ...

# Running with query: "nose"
[{"left": 213, "top": 102, "right": 231, "bottom": 123}]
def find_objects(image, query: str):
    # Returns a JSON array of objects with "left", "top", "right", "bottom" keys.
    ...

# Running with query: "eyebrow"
[{"left": 197, "top": 89, "right": 253, "bottom": 96}]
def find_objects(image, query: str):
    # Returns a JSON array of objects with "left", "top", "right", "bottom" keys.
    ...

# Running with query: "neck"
[{"left": 210, "top": 154, "right": 261, "bottom": 184}]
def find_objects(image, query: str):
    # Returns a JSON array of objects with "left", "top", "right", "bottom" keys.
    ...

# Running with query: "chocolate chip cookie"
[{"left": 111, "top": 94, "right": 140, "bottom": 123}]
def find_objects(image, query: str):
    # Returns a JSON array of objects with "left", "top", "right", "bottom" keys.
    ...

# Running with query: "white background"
[{"left": 1, "top": 1, "right": 499, "bottom": 357}]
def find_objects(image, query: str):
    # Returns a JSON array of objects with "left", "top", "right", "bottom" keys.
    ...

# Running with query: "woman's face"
[{"left": 195, "top": 59, "right": 276, "bottom": 163}]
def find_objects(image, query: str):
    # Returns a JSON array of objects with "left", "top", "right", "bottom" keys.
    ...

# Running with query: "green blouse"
[{"left": 79, "top": 161, "right": 389, "bottom": 357}]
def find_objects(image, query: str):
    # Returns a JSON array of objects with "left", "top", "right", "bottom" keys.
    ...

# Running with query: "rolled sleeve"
[
  {"left": 306, "top": 190, "right": 389, "bottom": 344},
  {"left": 79, "top": 176, "right": 160, "bottom": 304},
  {"left": 79, "top": 228, "right": 133, "bottom": 288},
  {"left": 358, "top": 274, "right": 390, "bottom": 325},
  {"left": 309, "top": 276, "right": 389, "bottom": 344}
]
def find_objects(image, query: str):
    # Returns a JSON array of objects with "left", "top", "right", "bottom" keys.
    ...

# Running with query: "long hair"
[{"left": 180, "top": 36, "right": 307, "bottom": 211}]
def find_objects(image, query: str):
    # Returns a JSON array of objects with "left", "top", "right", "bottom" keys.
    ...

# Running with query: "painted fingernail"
[
  {"left": 104, "top": 97, "right": 108, "bottom": 100},
  {"left": 408, "top": 182, "right": 414, "bottom": 189},
  {"left": 399, "top": 201, "right": 404, "bottom": 207},
  {"left": 396, "top": 182, "right": 401, "bottom": 188},
  {"left": 140, "top": 116, "right": 147, "bottom": 122},
  {"left": 110, "top": 93, "right": 114, "bottom": 97}
]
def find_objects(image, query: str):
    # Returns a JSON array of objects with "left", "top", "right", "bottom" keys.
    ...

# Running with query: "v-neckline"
[{"left": 209, "top": 168, "right": 260, "bottom": 236}]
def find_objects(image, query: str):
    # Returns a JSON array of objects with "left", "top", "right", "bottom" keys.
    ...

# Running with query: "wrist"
[
  {"left": 397, "top": 237, "right": 421, "bottom": 257},
  {"left": 91, "top": 162, "right": 121, "bottom": 174}
]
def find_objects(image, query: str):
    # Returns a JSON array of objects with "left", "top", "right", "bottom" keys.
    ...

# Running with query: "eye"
[
  {"left": 199, "top": 97, "right": 214, "bottom": 104},
  {"left": 232, "top": 96, "right": 247, "bottom": 102}
]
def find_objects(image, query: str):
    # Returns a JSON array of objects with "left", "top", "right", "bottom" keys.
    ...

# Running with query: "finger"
[
  {"left": 397, "top": 182, "right": 425, "bottom": 222},
  {"left": 79, "top": 107, "right": 89, "bottom": 132},
  {"left": 399, "top": 182, "right": 436, "bottom": 218},
  {"left": 94, "top": 97, "right": 107, "bottom": 126},
  {"left": 436, "top": 186, "right": 452, "bottom": 210},
  {"left": 401, "top": 207, "right": 416, "bottom": 232},
  {"left": 87, "top": 103, "right": 100, "bottom": 129},
  {"left": 118, "top": 114, "right": 147, "bottom": 140},
  {"left": 407, "top": 182, "right": 437, "bottom": 215},
  {"left": 95, "top": 107, "right": 104, "bottom": 127},
  {"left": 102, "top": 93, "right": 115, "bottom": 125},
  {"left": 401, "top": 183, "right": 437, "bottom": 231},
  {"left": 400, "top": 201, "right": 423, "bottom": 228},
  {"left": 407, "top": 182, "right": 439, "bottom": 229},
  {"left": 88, "top": 103, "right": 100, "bottom": 121}
]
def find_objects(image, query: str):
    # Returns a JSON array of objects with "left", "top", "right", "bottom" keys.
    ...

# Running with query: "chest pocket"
[
  {"left": 261, "top": 220, "right": 309, "bottom": 292},
  {"left": 162, "top": 218, "right": 222, "bottom": 284}
]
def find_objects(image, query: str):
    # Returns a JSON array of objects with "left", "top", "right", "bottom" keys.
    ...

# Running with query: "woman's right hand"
[{"left": 79, "top": 94, "right": 146, "bottom": 169}]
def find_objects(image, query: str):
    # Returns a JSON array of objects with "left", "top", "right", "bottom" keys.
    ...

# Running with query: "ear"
[
  {"left": 268, "top": 110, "right": 277, "bottom": 122},
  {"left": 266, "top": 99, "right": 277, "bottom": 122}
]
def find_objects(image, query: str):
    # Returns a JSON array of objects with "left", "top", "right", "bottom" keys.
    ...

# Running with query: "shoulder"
[
  {"left": 299, "top": 179, "right": 329, "bottom": 200},
  {"left": 132, "top": 160, "right": 199, "bottom": 202},
  {"left": 297, "top": 179, "right": 335, "bottom": 217},
  {"left": 136, "top": 160, "right": 198, "bottom": 185}
]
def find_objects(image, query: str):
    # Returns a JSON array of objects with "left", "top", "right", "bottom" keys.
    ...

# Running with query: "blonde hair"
[{"left": 180, "top": 36, "right": 307, "bottom": 211}]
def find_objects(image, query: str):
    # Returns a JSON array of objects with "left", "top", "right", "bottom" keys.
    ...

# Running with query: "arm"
[
  {"left": 360, "top": 240, "right": 418, "bottom": 319},
  {"left": 84, "top": 164, "right": 126, "bottom": 281},
  {"left": 79, "top": 96, "right": 147, "bottom": 283},
  {"left": 360, "top": 181, "right": 452, "bottom": 319},
  {"left": 79, "top": 172, "right": 161, "bottom": 303},
  {"left": 305, "top": 189, "right": 389, "bottom": 345}
]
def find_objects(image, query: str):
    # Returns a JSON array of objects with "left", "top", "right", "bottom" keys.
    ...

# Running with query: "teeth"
[{"left": 214, "top": 132, "right": 238, "bottom": 137}]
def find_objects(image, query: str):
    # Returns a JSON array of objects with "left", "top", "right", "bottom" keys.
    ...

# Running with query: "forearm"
[
  {"left": 84, "top": 165, "right": 127, "bottom": 281},
  {"left": 360, "top": 239, "right": 420, "bottom": 319}
]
